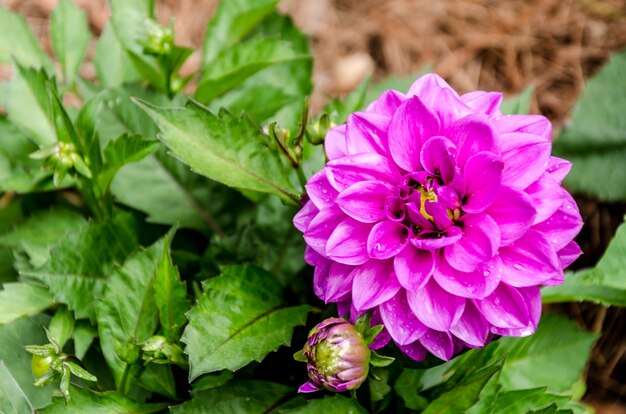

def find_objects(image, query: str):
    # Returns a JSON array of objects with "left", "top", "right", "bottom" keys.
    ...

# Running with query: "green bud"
[{"left": 140, "top": 335, "right": 187, "bottom": 367}]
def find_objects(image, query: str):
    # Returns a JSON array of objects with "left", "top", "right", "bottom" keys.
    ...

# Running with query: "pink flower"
[{"left": 294, "top": 74, "right": 583, "bottom": 361}]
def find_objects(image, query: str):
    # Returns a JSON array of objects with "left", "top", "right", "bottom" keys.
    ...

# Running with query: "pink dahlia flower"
[{"left": 294, "top": 74, "right": 583, "bottom": 361}]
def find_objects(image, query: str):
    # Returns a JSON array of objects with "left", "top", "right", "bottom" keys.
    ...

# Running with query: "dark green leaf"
[
  {"left": 201, "top": 0, "right": 279, "bottom": 68},
  {"left": 0, "top": 7, "right": 51, "bottom": 68},
  {"left": 394, "top": 369, "right": 429, "bottom": 410},
  {"left": 98, "top": 133, "right": 159, "bottom": 191},
  {"left": 94, "top": 22, "right": 140, "bottom": 88},
  {"left": 47, "top": 306, "right": 74, "bottom": 349},
  {"left": 0, "top": 315, "right": 54, "bottom": 409},
  {"left": 369, "top": 351, "right": 394, "bottom": 367},
  {"left": 182, "top": 265, "right": 311, "bottom": 379},
  {"left": 138, "top": 363, "right": 176, "bottom": 399},
  {"left": 22, "top": 213, "right": 141, "bottom": 320},
  {"left": 39, "top": 386, "right": 168, "bottom": 414},
  {"left": 154, "top": 233, "right": 189, "bottom": 340},
  {"left": 134, "top": 99, "right": 300, "bottom": 204},
  {"left": 50, "top": 0, "right": 90, "bottom": 83},
  {"left": 494, "top": 314, "right": 597, "bottom": 393},
  {"left": 0, "top": 360, "right": 33, "bottom": 414},
  {"left": 554, "top": 51, "right": 626, "bottom": 201},
  {"left": 190, "top": 371, "right": 234, "bottom": 395},
  {"left": 500, "top": 86, "right": 534, "bottom": 115},
  {"left": 196, "top": 38, "right": 310, "bottom": 103},
  {"left": 282, "top": 395, "right": 368, "bottom": 414},
  {"left": 170, "top": 380, "right": 292, "bottom": 414},
  {"left": 0, "top": 283, "right": 55, "bottom": 325}
]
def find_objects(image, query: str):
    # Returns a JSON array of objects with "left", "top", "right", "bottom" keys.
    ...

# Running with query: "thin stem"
[{"left": 296, "top": 167, "right": 307, "bottom": 189}]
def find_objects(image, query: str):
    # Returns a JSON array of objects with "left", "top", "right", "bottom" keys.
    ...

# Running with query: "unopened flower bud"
[{"left": 297, "top": 318, "right": 370, "bottom": 393}]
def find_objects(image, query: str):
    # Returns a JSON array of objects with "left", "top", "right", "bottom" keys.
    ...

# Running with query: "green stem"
[{"left": 296, "top": 167, "right": 307, "bottom": 190}]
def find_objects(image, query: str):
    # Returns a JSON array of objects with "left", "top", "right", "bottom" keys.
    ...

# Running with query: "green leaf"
[
  {"left": 22, "top": 213, "right": 141, "bottom": 320},
  {"left": 554, "top": 51, "right": 626, "bottom": 201},
  {"left": 6, "top": 64, "right": 56, "bottom": 146},
  {"left": 196, "top": 38, "right": 310, "bottom": 103},
  {"left": 0, "top": 7, "right": 51, "bottom": 69},
  {"left": 0, "top": 360, "right": 33, "bottom": 414},
  {"left": 0, "top": 118, "right": 47, "bottom": 193},
  {"left": 282, "top": 395, "right": 368, "bottom": 414},
  {"left": 0, "top": 315, "right": 54, "bottom": 409},
  {"left": 0, "top": 283, "right": 55, "bottom": 325},
  {"left": 182, "top": 265, "right": 311, "bottom": 379},
  {"left": 50, "top": 0, "right": 91, "bottom": 83},
  {"left": 170, "top": 380, "right": 292, "bottom": 414},
  {"left": 154, "top": 233, "right": 189, "bottom": 340},
  {"left": 72, "top": 321, "right": 97, "bottom": 360},
  {"left": 422, "top": 361, "right": 502, "bottom": 414},
  {"left": 96, "top": 236, "right": 164, "bottom": 388},
  {"left": 201, "top": 0, "right": 279, "bottom": 68},
  {"left": 98, "top": 133, "right": 159, "bottom": 191},
  {"left": 542, "top": 270, "right": 626, "bottom": 306},
  {"left": 94, "top": 22, "right": 140, "bottom": 88},
  {"left": 39, "top": 386, "right": 168, "bottom": 414},
  {"left": 47, "top": 306, "right": 75, "bottom": 349},
  {"left": 394, "top": 369, "right": 429, "bottom": 410},
  {"left": 494, "top": 314, "right": 597, "bottom": 393},
  {"left": 500, "top": 86, "right": 534, "bottom": 115},
  {"left": 134, "top": 99, "right": 300, "bottom": 204},
  {"left": 490, "top": 387, "right": 586, "bottom": 414}
]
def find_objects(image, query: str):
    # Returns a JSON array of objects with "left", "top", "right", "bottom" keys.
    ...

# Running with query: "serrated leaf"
[
  {"left": 0, "top": 315, "right": 54, "bottom": 409},
  {"left": 0, "top": 360, "right": 33, "bottom": 414},
  {"left": 554, "top": 51, "right": 626, "bottom": 201},
  {"left": 0, "top": 7, "right": 51, "bottom": 69},
  {"left": 94, "top": 22, "right": 140, "bottom": 88},
  {"left": 182, "top": 265, "right": 311, "bottom": 379},
  {"left": 422, "top": 361, "right": 502, "bottom": 414},
  {"left": 22, "top": 213, "right": 141, "bottom": 320},
  {"left": 500, "top": 86, "right": 534, "bottom": 115},
  {"left": 0, "top": 283, "right": 55, "bottom": 325},
  {"left": 170, "top": 380, "right": 292, "bottom": 414},
  {"left": 201, "top": 0, "right": 279, "bottom": 68},
  {"left": 282, "top": 395, "right": 368, "bottom": 414},
  {"left": 494, "top": 314, "right": 598, "bottom": 393},
  {"left": 6, "top": 64, "right": 56, "bottom": 146},
  {"left": 154, "top": 234, "right": 189, "bottom": 340},
  {"left": 39, "top": 386, "right": 168, "bottom": 414},
  {"left": 134, "top": 99, "right": 300, "bottom": 203},
  {"left": 96, "top": 236, "right": 163, "bottom": 388},
  {"left": 50, "top": 0, "right": 91, "bottom": 83},
  {"left": 98, "top": 133, "right": 159, "bottom": 191},
  {"left": 196, "top": 38, "right": 310, "bottom": 103}
]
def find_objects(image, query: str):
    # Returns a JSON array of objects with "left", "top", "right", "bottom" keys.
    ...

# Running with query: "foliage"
[{"left": 0, "top": 1, "right": 623, "bottom": 412}]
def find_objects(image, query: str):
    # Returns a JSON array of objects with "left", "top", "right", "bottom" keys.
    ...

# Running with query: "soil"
[{"left": 2, "top": 0, "right": 626, "bottom": 411}]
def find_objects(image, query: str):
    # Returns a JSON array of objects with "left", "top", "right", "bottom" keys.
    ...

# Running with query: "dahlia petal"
[
  {"left": 411, "top": 226, "right": 463, "bottom": 250},
  {"left": 546, "top": 156, "right": 572, "bottom": 184},
  {"left": 450, "top": 302, "right": 490, "bottom": 347},
  {"left": 325, "top": 263, "right": 356, "bottom": 303},
  {"left": 351, "top": 260, "right": 401, "bottom": 311},
  {"left": 487, "top": 186, "right": 536, "bottom": 246},
  {"left": 444, "top": 214, "right": 500, "bottom": 272},
  {"left": 370, "top": 309, "right": 392, "bottom": 350},
  {"left": 367, "top": 221, "right": 410, "bottom": 260},
  {"left": 388, "top": 96, "right": 440, "bottom": 172},
  {"left": 499, "top": 229, "right": 560, "bottom": 287},
  {"left": 325, "top": 153, "right": 402, "bottom": 191},
  {"left": 425, "top": 200, "right": 454, "bottom": 229},
  {"left": 476, "top": 284, "right": 530, "bottom": 329},
  {"left": 420, "top": 136, "right": 456, "bottom": 180},
  {"left": 525, "top": 173, "right": 565, "bottom": 224},
  {"left": 462, "top": 151, "right": 504, "bottom": 213},
  {"left": 394, "top": 245, "right": 434, "bottom": 291},
  {"left": 408, "top": 74, "right": 472, "bottom": 128},
  {"left": 303, "top": 205, "right": 344, "bottom": 256},
  {"left": 461, "top": 91, "right": 503, "bottom": 116},
  {"left": 434, "top": 254, "right": 502, "bottom": 299},
  {"left": 491, "top": 286, "right": 541, "bottom": 337},
  {"left": 326, "top": 218, "right": 371, "bottom": 265},
  {"left": 305, "top": 170, "right": 339, "bottom": 209},
  {"left": 385, "top": 196, "right": 407, "bottom": 221},
  {"left": 380, "top": 291, "right": 428, "bottom": 345},
  {"left": 399, "top": 341, "right": 427, "bottom": 361},
  {"left": 293, "top": 200, "right": 319, "bottom": 233},
  {"left": 406, "top": 279, "right": 465, "bottom": 331},
  {"left": 336, "top": 181, "right": 392, "bottom": 223},
  {"left": 419, "top": 329, "right": 455, "bottom": 361},
  {"left": 444, "top": 114, "right": 499, "bottom": 169},
  {"left": 345, "top": 112, "right": 390, "bottom": 156},
  {"left": 435, "top": 185, "right": 462, "bottom": 210},
  {"left": 500, "top": 132, "right": 551, "bottom": 189},
  {"left": 532, "top": 192, "right": 583, "bottom": 251},
  {"left": 313, "top": 258, "right": 333, "bottom": 301},
  {"left": 325, "top": 124, "right": 348, "bottom": 161},
  {"left": 558, "top": 241, "right": 583, "bottom": 269},
  {"left": 304, "top": 246, "right": 321, "bottom": 266},
  {"left": 493, "top": 114, "right": 552, "bottom": 142},
  {"left": 366, "top": 89, "right": 406, "bottom": 117},
  {"left": 299, "top": 381, "right": 322, "bottom": 393}
]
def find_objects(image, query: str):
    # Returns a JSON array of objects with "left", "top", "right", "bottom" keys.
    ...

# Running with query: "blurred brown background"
[{"left": 2, "top": 0, "right": 626, "bottom": 412}]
